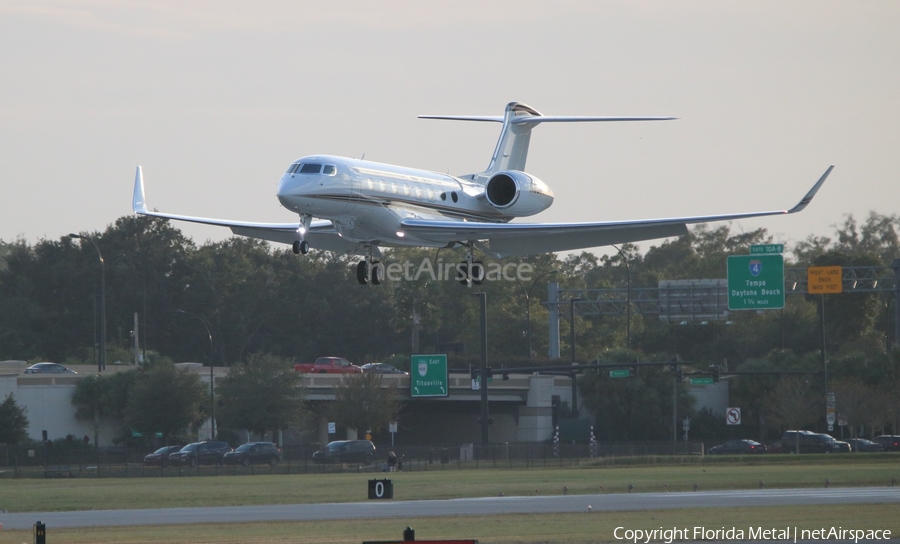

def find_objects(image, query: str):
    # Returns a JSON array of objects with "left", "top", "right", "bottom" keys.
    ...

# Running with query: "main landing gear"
[
  {"left": 292, "top": 240, "right": 310, "bottom": 255},
  {"left": 356, "top": 247, "right": 384, "bottom": 285},
  {"left": 458, "top": 244, "right": 484, "bottom": 286}
]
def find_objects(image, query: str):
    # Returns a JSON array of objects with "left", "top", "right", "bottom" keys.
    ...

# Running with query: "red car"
[{"left": 294, "top": 357, "right": 363, "bottom": 374}]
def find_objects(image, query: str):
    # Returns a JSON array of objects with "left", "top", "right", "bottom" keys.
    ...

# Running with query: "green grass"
[
  {"left": 1, "top": 456, "right": 898, "bottom": 513},
  {"left": 1, "top": 505, "right": 899, "bottom": 544}
]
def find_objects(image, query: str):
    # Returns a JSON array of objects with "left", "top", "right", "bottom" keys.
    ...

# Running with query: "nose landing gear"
[{"left": 292, "top": 214, "right": 313, "bottom": 255}]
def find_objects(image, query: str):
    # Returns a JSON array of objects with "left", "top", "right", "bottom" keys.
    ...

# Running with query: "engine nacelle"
[{"left": 484, "top": 170, "right": 554, "bottom": 217}]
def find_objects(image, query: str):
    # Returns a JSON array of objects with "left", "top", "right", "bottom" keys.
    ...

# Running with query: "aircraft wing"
[
  {"left": 401, "top": 166, "right": 834, "bottom": 258},
  {"left": 131, "top": 167, "right": 366, "bottom": 255}
]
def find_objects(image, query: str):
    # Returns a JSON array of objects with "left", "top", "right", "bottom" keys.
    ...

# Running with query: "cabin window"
[
  {"left": 451, "top": 192, "right": 459, "bottom": 203},
  {"left": 323, "top": 164, "right": 336, "bottom": 175},
  {"left": 299, "top": 163, "right": 322, "bottom": 174},
  {"left": 440, "top": 192, "right": 447, "bottom": 201},
  {"left": 391, "top": 182, "right": 398, "bottom": 194}
]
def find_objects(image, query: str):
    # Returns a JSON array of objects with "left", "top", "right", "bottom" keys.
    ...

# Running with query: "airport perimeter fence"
[{"left": 0, "top": 440, "right": 704, "bottom": 479}]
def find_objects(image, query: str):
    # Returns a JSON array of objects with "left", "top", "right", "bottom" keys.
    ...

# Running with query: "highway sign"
[
  {"left": 609, "top": 369, "right": 630, "bottom": 378},
  {"left": 410, "top": 354, "right": 448, "bottom": 397},
  {"left": 726, "top": 407, "right": 741, "bottom": 425},
  {"left": 808, "top": 266, "right": 843, "bottom": 294},
  {"left": 727, "top": 254, "right": 785, "bottom": 310},
  {"left": 690, "top": 377, "right": 714, "bottom": 385},
  {"left": 750, "top": 244, "right": 784, "bottom": 254}
]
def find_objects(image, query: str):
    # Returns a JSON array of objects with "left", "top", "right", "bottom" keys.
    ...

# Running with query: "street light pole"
[
  {"left": 176, "top": 310, "right": 216, "bottom": 440},
  {"left": 516, "top": 270, "right": 559, "bottom": 360},
  {"left": 569, "top": 297, "right": 582, "bottom": 363},
  {"left": 612, "top": 245, "right": 631, "bottom": 350},
  {"left": 69, "top": 234, "right": 105, "bottom": 374}
]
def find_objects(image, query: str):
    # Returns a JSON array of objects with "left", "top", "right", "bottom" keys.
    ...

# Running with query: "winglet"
[
  {"left": 787, "top": 165, "right": 834, "bottom": 214},
  {"left": 132, "top": 166, "right": 147, "bottom": 214}
]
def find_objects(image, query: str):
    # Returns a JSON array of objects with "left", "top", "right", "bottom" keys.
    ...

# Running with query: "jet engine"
[{"left": 484, "top": 170, "right": 554, "bottom": 217}]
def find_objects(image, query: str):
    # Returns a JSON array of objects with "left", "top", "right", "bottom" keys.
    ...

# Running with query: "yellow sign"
[{"left": 807, "top": 266, "right": 843, "bottom": 294}]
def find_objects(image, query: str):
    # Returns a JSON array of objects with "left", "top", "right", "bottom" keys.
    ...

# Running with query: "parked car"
[
  {"left": 168, "top": 441, "right": 232, "bottom": 467},
  {"left": 143, "top": 445, "right": 184, "bottom": 467},
  {"left": 765, "top": 440, "right": 784, "bottom": 454},
  {"left": 312, "top": 440, "right": 376, "bottom": 465},
  {"left": 294, "top": 357, "right": 363, "bottom": 374},
  {"left": 780, "top": 430, "right": 835, "bottom": 453},
  {"left": 223, "top": 442, "right": 281, "bottom": 467},
  {"left": 833, "top": 440, "right": 852, "bottom": 453},
  {"left": 24, "top": 362, "right": 76, "bottom": 374},
  {"left": 846, "top": 438, "right": 885, "bottom": 452},
  {"left": 361, "top": 363, "right": 408, "bottom": 375},
  {"left": 708, "top": 439, "right": 766, "bottom": 455},
  {"left": 873, "top": 435, "right": 900, "bottom": 452}
]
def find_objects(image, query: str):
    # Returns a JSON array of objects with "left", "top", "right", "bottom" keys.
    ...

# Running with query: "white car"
[{"left": 24, "top": 362, "right": 76, "bottom": 374}]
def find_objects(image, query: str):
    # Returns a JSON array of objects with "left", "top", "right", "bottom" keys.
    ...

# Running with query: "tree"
[
  {"left": 217, "top": 353, "right": 305, "bottom": 440},
  {"left": 331, "top": 373, "right": 400, "bottom": 435},
  {"left": 579, "top": 351, "right": 693, "bottom": 441},
  {"left": 0, "top": 393, "right": 29, "bottom": 444},
  {"left": 762, "top": 376, "right": 821, "bottom": 446},
  {"left": 71, "top": 371, "right": 138, "bottom": 446},
  {"left": 124, "top": 363, "right": 207, "bottom": 442}
]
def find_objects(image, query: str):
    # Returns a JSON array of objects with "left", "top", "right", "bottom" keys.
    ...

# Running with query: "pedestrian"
[{"left": 387, "top": 450, "right": 397, "bottom": 472}]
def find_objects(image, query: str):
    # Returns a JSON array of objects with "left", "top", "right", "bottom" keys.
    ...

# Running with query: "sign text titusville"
[{"left": 410, "top": 354, "right": 448, "bottom": 398}]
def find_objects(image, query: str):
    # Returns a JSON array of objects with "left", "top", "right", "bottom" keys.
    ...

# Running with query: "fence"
[{"left": 0, "top": 441, "right": 705, "bottom": 479}]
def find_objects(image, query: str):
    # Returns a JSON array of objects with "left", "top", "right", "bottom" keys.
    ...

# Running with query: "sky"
[{"left": 1, "top": 1, "right": 898, "bottom": 257}]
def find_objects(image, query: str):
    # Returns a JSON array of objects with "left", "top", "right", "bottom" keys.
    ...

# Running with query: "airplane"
[{"left": 132, "top": 101, "right": 833, "bottom": 286}]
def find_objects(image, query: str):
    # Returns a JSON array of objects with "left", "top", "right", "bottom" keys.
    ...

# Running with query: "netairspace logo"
[{"left": 377, "top": 258, "right": 534, "bottom": 283}]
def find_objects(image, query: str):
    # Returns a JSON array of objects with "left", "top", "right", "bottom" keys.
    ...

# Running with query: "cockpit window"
[
  {"left": 299, "top": 163, "right": 322, "bottom": 174},
  {"left": 322, "top": 164, "right": 336, "bottom": 175},
  {"left": 286, "top": 163, "right": 301, "bottom": 174}
]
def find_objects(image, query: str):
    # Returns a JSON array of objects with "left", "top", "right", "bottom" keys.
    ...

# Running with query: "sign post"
[{"left": 410, "top": 354, "right": 449, "bottom": 398}]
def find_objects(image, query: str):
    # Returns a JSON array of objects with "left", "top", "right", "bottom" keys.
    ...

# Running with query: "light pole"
[
  {"left": 69, "top": 234, "right": 105, "bottom": 374},
  {"left": 516, "top": 270, "right": 559, "bottom": 360},
  {"left": 176, "top": 310, "right": 216, "bottom": 440},
  {"left": 612, "top": 245, "right": 631, "bottom": 350},
  {"left": 569, "top": 297, "right": 582, "bottom": 363}
]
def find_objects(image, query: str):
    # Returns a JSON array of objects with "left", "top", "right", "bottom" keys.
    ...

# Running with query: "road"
[{"left": 2, "top": 487, "right": 899, "bottom": 530}]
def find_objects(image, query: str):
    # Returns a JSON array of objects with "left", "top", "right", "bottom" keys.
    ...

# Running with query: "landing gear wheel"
[
  {"left": 356, "top": 261, "right": 369, "bottom": 285},
  {"left": 471, "top": 261, "right": 485, "bottom": 285},
  {"left": 371, "top": 261, "right": 385, "bottom": 285},
  {"left": 458, "top": 262, "right": 469, "bottom": 286},
  {"left": 292, "top": 241, "right": 301, "bottom": 255},
  {"left": 292, "top": 240, "right": 310, "bottom": 255}
]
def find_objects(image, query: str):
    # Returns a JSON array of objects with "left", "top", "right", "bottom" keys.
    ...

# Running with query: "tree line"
[{"left": 1, "top": 212, "right": 899, "bottom": 444}]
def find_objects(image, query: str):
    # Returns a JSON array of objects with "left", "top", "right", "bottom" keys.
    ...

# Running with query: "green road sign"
[
  {"left": 727, "top": 254, "right": 785, "bottom": 310},
  {"left": 410, "top": 354, "right": 448, "bottom": 397},
  {"left": 750, "top": 244, "right": 784, "bottom": 254},
  {"left": 690, "top": 377, "right": 714, "bottom": 385},
  {"left": 609, "top": 369, "right": 630, "bottom": 378}
]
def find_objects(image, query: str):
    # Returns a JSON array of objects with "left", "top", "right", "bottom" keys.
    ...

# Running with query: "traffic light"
[{"left": 712, "top": 366, "right": 720, "bottom": 383}]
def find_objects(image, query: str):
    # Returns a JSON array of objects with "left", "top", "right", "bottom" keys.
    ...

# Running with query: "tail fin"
[{"left": 420, "top": 101, "right": 676, "bottom": 177}]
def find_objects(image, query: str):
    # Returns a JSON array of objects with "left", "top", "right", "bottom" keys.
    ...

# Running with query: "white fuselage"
[{"left": 277, "top": 155, "right": 550, "bottom": 248}]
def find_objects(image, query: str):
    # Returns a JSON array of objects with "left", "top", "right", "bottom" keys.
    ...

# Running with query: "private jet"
[{"left": 133, "top": 102, "right": 832, "bottom": 285}]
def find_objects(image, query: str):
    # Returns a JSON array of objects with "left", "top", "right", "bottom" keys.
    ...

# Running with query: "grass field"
[
  {"left": 2, "top": 505, "right": 899, "bottom": 544},
  {"left": 1, "top": 456, "right": 899, "bottom": 543}
]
